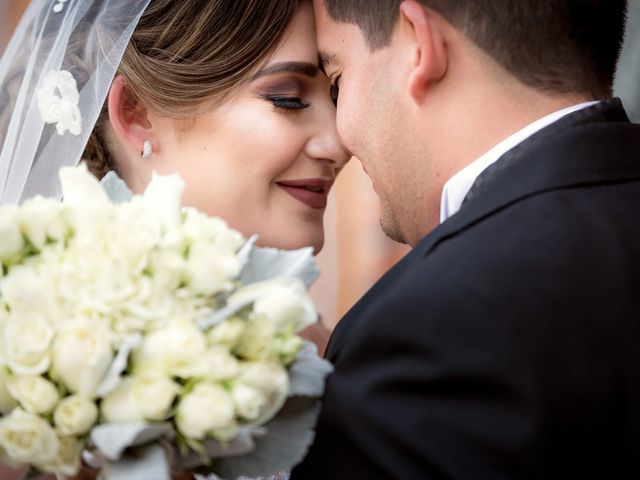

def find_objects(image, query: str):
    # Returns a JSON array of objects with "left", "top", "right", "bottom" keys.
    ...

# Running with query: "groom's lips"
[{"left": 276, "top": 179, "right": 332, "bottom": 210}]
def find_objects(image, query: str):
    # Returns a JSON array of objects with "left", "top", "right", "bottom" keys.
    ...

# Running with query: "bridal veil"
[{"left": 0, "top": 0, "right": 151, "bottom": 204}]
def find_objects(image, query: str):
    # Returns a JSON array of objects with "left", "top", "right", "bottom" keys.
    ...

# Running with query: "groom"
[{"left": 293, "top": 0, "right": 640, "bottom": 478}]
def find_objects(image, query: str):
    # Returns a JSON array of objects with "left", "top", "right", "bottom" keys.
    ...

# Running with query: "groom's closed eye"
[
  {"left": 330, "top": 75, "right": 341, "bottom": 107},
  {"left": 318, "top": 52, "right": 340, "bottom": 106},
  {"left": 318, "top": 52, "right": 336, "bottom": 72}
]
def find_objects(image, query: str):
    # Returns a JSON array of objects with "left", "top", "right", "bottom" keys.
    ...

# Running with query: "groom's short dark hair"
[{"left": 324, "top": 0, "right": 627, "bottom": 99}]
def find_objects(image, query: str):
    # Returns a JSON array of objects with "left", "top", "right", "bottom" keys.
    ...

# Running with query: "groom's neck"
[
  {"left": 407, "top": 62, "right": 593, "bottom": 243},
  {"left": 431, "top": 70, "right": 592, "bottom": 190}
]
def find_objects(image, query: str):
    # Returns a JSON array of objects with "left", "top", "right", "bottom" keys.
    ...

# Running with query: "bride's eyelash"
[{"left": 265, "top": 96, "right": 310, "bottom": 111}]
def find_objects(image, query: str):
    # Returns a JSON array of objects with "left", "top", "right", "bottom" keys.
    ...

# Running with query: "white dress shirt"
[{"left": 439, "top": 101, "right": 599, "bottom": 223}]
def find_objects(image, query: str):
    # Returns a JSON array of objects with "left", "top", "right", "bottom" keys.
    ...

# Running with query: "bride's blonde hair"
[{"left": 85, "top": 0, "right": 299, "bottom": 178}]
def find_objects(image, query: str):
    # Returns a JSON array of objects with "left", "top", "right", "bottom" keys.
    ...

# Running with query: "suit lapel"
[{"left": 463, "top": 99, "right": 630, "bottom": 204}]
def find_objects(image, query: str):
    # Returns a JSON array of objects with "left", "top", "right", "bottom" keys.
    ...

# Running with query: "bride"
[
  {"left": 86, "top": 0, "right": 348, "bottom": 254},
  {"left": 0, "top": 0, "right": 347, "bottom": 478},
  {"left": 0, "top": 0, "right": 348, "bottom": 250}
]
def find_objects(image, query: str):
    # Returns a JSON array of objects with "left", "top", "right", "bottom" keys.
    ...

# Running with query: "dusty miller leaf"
[
  {"left": 239, "top": 246, "right": 319, "bottom": 289},
  {"left": 101, "top": 444, "right": 171, "bottom": 480},
  {"left": 195, "top": 397, "right": 320, "bottom": 480},
  {"left": 100, "top": 171, "right": 133, "bottom": 203},
  {"left": 288, "top": 342, "right": 333, "bottom": 398},
  {"left": 90, "top": 422, "right": 172, "bottom": 461},
  {"left": 96, "top": 333, "right": 142, "bottom": 398}
]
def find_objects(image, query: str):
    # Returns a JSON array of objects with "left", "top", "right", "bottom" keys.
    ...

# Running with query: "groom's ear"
[
  {"left": 398, "top": 1, "right": 448, "bottom": 104},
  {"left": 107, "top": 75, "right": 155, "bottom": 156}
]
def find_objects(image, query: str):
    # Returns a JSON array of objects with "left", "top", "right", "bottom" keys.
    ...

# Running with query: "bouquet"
[{"left": 0, "top": 165, "right": 332, "bottom": 479}]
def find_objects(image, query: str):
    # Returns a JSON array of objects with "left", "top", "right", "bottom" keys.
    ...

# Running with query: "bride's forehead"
[{"left": 270, "top": 2, "right": 319, "bottom": 64}]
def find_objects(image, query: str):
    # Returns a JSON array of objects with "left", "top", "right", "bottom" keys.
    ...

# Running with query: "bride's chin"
[{"left": 257, "top": 231, "right": 324, "bottom": 256}]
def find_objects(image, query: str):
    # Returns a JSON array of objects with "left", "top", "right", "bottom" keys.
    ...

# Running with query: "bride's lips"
[{"left": 276, "top": 178, "right": 332, "bottom": 209}]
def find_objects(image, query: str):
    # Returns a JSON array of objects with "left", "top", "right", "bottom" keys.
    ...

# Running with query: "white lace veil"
[{"left": 0, "top": 0, "right": 151, "bottom": 204}]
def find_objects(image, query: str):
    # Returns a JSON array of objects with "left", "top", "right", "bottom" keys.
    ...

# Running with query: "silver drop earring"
[{"left": 141, "top": 140, "right": 152, "bottom": 159}]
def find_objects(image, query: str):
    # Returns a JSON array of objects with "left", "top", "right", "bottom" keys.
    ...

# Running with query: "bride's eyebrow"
[{"left": 252, "top": 61, "right": 319, "bottom": 80}]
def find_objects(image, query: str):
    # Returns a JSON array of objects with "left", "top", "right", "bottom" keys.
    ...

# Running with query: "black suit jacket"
[{"left": 292, "top": 100, "right": 640, "bottom": 479}]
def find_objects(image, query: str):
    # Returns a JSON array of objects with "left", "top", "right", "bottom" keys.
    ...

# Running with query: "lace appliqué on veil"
[{"left": 37, "top": 69, "right": 82, "bottom": 136}]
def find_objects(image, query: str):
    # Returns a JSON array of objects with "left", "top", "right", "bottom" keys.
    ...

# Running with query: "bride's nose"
[{"left": 305, "top": 113, "right": 350, "bottom": 169}]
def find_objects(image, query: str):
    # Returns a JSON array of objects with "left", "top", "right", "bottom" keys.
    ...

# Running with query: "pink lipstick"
[{"left": 276, "top": 179, "right": 332, "bottom": 209}]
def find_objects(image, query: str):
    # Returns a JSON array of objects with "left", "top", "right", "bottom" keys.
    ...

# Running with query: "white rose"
[
  {"left": 0, "top": 368, "right": 16, "bottom": 414},
  {"left": 59, "top": 164, "right": 110, "bottom": 210},
  {"left": 231, "top": 384, "right": 267, "bottom": 422},
  {"left": 2, "top": 315, "right": 53, "bottom": 375},
  {"left": 142, "top": 172, "right": 185, "bottom": 228},
  {"left": 18, "top": 196, "right": 68, "bottom": 250},
  {"left": 0, "top": 209, "right": 24, "bottom": 262},
  {"left": 37, "top": 434, "right": 82, "bottom": 477},
  {"left": 133, "top": 373, "right": 181, "bottom": 421},
  {"left": 229, "top": 278, "right": 317, "bottom": 334},
  {"left": 1, "top": 265, "right": 61, "bottom": 320},
  {"left": 237, "top": 361, "right": 289, "bottom": 425},
  {"left": 182, "top": 208, "right": 245, "bottom": 250},
  {"left": 186, "top": 240, "right": 242, "bottom": 296},
  {"left": 50, "top": 321, "right": 114, "bottom": 398},
  {"left": 176, "top": 382, "right": 236, "bottom": 440},
  {"left": 210, "top": 421, "right": 240, "bottom": 443},
  {"left": 110, "top": 201, "right": 162, "bottom": 268},
  {"left": 60, "top": 253, "right": 142, "bottom": 323},
  {"left": 272, "top": 335, "right": 304, "bottom": 365},
  {"left": 6, "top": 375, "right": 59, "bottom": 415},
  {"left": 100, "top": 377, "right": 144, "bottom": 423},
  {"left": 234, "top": 316, "right": 275, "bottom": 361},
  {"left": 53, "top": 395, "right": 98, "bottom": 436},
  {"left": 207, "top": 317, "right": 246, "bottom": 348},
  {"left": 0, "top": 409, "right": 59, "bottom": 465},
  {"left": 133, "top": 322, "right": 207, "bottom": 378},
  {"left": 102, "top": 373, "right": 181, "bottom": 423},
  {"left": 197, "top": 346, "right": 240, "bottom": 382},
  {"left": 148, "top": 249, "right": 186, "bottom": 291}
]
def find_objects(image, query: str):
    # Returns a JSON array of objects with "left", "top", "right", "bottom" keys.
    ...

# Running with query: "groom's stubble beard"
[
  {"left": 370, "top": 104, "right": 414, "bottom": 246},
  {"left": 374, "top": 123, "right": 433, "bottom": 247},
  {"left": 379, "top": 198, "right": 406, "bottom": 244}
]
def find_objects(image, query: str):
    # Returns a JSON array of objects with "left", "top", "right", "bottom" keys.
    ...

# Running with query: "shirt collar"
[{"left": 439, "top": 101, "right": 599, "bottom": 223}]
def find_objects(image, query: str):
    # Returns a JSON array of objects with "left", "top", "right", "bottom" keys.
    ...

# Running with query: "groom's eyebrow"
[
  {"left": 319, "top": 52, "right": 336, "bottom": 70},
  {"left": 253, "top": 62, "right": 319, "bottom": 80}
]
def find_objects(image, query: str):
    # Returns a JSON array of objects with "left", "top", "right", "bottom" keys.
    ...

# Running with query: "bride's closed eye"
[
  {"left": 252, "top": 61, "right": 322, "bottom": 113},
  {"left": 257, "top": 78, "right": 311, "bottom": 112},
  {"left": 264, "top": 95, "right": 310, "bottom": 111}
]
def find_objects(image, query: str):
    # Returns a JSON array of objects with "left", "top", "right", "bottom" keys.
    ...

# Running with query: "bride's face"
[{"left": 142, "top": 2, "right": 348, "bottom": 253}]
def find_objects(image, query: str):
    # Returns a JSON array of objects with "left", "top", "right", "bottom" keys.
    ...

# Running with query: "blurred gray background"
[{"left": 616, "top": 0, "right": 640, "bottom": 121}]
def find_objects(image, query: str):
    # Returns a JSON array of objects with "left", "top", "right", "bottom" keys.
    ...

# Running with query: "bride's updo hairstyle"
[{"left": 85, "top": 0, "right": 299, "bottom": 179}]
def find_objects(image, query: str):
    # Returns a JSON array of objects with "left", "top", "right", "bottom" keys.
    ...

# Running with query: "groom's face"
[{"left": 314, "top": 0, "right": 417, "bottom": 244}]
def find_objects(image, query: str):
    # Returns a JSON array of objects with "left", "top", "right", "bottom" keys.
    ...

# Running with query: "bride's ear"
[
  {"left": 107, "top": 75, "right": 155, "bottom": 158},
  {"left": 398, "top": 0, "right": 448, "bottom": 104}
]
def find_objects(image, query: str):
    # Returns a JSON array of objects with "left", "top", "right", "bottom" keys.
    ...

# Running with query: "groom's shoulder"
[
  {"left": 423, "top": 180, "right": 640, "bottom": 283},
  {"left": 368, "top": 177, "right": 640, "bottom": 321}
]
